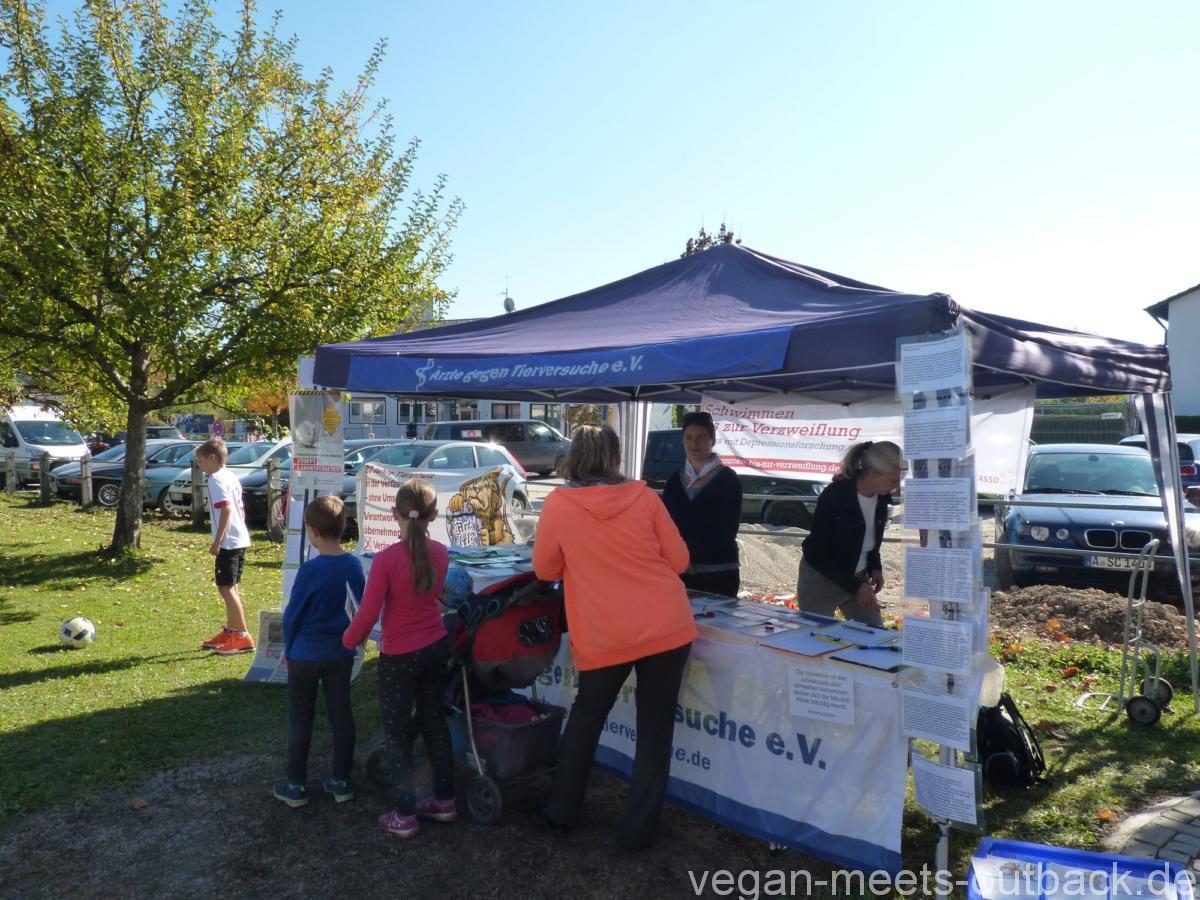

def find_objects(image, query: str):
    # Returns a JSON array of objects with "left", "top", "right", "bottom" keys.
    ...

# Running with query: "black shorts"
[{"left": 214, "top": 547, "right": 246, "bottom": 587}]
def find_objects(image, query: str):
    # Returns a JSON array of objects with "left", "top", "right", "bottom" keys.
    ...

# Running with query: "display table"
[{"left": 530, "top": 596, "right": 908, "bottom": 874}]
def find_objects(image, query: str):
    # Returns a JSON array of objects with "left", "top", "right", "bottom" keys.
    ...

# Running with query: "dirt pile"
[{"left": 991, "top": 585, "right": 1192, "bottom": 649}]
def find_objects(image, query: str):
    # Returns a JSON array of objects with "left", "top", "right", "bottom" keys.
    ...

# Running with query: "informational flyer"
[
  {"left": 901, "top": 477, "right": 975, "bottom": 531},
  {"left": 904, "top": 546, "right": 977, "bottom": 604},
  {"left": 244, "top": 609, "right": 364, "bottom": 685},
  {"left": 787, "top": 663, "right": 855, "bottom": 725},
  {"left": 912, "top": 752, "right": 979, "bottom": 826},
  {"left": 289, "top": 390, "right": 344, "bottom": 490},
  {"left": 898, "top": 331, "right": 971, "bottom": 396},
  {"left": 903, "top": 405, "right": 969, "bottom": 460},
  {"left": 901, "top": 685, "right": 973, "bottom": 752},
  {"left": 902, "top": 615, "right": 974, "bottom": 676}
]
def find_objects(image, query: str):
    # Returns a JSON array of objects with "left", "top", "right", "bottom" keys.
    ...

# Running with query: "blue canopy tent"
[{"left": 313, "top": 242, "right": 1194, "bottom": 704}]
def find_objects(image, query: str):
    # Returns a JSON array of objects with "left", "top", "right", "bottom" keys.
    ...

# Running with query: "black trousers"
[
  {"left": 286, "top": 656, "right": 356, "bottom": 783},
  {"left": 681, "top": 569, "right": 740, "bottom": 598},
  {"left": 544, "top": 641, "right": 692, "bottom": 848},
  {"left": 379, "top": 640, "right": 455, "bottom": 814}
]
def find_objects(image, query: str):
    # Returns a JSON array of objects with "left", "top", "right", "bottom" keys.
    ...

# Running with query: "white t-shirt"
[
  {"left": 855, "top": 491, "right": 877, "bottom": 575},
  {"left": 207, "top": 468, "right": 251, "bottom": 550}
]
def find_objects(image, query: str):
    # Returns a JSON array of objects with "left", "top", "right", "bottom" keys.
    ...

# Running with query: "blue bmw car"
[{"left": 995, "top": 443, "right": 1200, "bottom": 593}]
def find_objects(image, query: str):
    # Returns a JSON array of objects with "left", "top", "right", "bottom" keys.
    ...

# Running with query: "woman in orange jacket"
[{"left": 533, "top": 425, "right": 696, "bottom": 850}]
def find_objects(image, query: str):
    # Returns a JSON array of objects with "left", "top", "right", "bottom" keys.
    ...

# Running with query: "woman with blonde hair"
[
  {"left": 533, "top": 425, "right": 695, "bottom": 850},
  {"left": 797, "top": 440, "right": 904, "bottom": 628}
]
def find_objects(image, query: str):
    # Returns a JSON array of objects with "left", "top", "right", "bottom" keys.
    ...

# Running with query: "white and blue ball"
[{"left": 59, "top": 616, "right": 96, "bottom": 648}]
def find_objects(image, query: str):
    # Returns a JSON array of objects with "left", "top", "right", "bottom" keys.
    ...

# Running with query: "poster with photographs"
[{"left": 289, "top": 390, "right": 344, "bottom": 490}]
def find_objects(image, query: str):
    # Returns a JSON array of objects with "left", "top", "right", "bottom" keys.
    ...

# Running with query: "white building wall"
[{"left": 1167, "top": 289, "right": 1200, "bottom": 416}]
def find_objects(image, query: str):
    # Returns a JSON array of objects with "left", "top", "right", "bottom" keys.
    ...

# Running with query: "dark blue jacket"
[
  {"left": 283, "top": 553, "right": 366, "bottom": 661},
  {"left": 800, "top": 477, "right": 890, "bottom": 594},
  {"left": 661, "top": 466, "right": 742, "bottom": 567}
]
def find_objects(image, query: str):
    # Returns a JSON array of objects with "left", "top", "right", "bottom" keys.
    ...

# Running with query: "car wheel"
[
  {"left": 160, "top": 490, "right": 186, "bottom": 517},
  {"left": 763, "top": 500, "right": 812, "bottom": 530},
  {"left": 994, "top": 547, "right": 1015, "bottom": 591},
  {"left": 96, "top": 482, "right": 121, "bottom": 507},
  {"left": 510, "top": 493, "right": 529, "bottom": 515}
]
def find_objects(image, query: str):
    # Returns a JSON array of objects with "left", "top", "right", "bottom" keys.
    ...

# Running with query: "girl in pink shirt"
[{"left": 343, "top": 480, "right": 454, "bottom": 839}]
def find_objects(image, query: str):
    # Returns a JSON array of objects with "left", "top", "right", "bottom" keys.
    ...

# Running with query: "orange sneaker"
[
  {"left": 201, "top": 627, "right": 233, "bottom": 649},
  {"left": 214, "top": 632, "right": 255, "bottom": 655}
]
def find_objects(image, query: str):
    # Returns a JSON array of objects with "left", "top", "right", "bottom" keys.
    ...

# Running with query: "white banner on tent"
[
  {"left": 530, "top": 637, "right": 906, "bottom": 873},
  {"left": 700, "top": 386, "right": 1034, "bottom": 494}
]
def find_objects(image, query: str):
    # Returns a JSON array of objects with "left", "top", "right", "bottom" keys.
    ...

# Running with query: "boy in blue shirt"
[{"left": 273, "top": 495, "right": 366, "bottom": 808}]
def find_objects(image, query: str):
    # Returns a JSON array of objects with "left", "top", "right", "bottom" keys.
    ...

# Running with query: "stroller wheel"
[
  {"left": 467, "top": 775, "right": 503, "bottom": 826},
  {"left": 367, "top": 743, "right": 389, "bottom": 786}
]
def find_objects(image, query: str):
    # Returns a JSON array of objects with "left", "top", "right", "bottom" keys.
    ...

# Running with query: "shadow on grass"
[
  {"left": 0, "top": 650, "right": 206, "bottom": 692},
  {"left": 0, "top": 548, "right": 153, "bottom": 589},
  {"left": 0, "top": 598, "right": 37, "bottom": 627},
  {"left": 0, "top": 675, "right": 289, "bottom": 818}
]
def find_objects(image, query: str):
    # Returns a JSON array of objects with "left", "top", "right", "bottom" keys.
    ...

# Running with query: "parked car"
[
  {"left": 240, "top": 438, "right": 408, "bottom": 526},
  {"left": 641, "top": 429, "right": 828, "bottom": 528},
  {"left": 422, "top": 419, "right": 569, "bottom": 476},
  {"left": 0, "top": 405, "right": 90, "bottom": 487},
  {"left": 166, "top": 439, "right": 289, "bottom": 513},
  {"left": 342, "top": 439, "right": 529, "bottom": 526},
  {"left": 994, "top": 443, "right": 1200, "bottom": 593},
  {"left": 51, "top": 439, "right": 197, "bottom": 508},
  {"left": 1118, "top": 433, "right": 1200, "bottom": 501}
]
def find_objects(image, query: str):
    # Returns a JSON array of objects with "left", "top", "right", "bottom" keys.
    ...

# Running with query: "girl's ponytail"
[{"left": 394, "top": 480, "right": 439, "bottom": 594}]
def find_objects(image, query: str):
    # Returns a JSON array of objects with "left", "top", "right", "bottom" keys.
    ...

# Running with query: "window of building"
[
  {"left": 530, "top": 404, "right": 561, "bottom": 423},
  {"left": 453, "top": 401, "right": 478, "bottom": 421},
  {"left": 397, "top": 402, "right": 412, "bottom": 421},
  {"left": 348, "top": 398, "right": 386, "bottom": 425},
  {"left": 423, "top": 402, "right": 439, "bottom": 420},
  {"left": 492, "top": 403, "right": 521, "bottom": 420}
]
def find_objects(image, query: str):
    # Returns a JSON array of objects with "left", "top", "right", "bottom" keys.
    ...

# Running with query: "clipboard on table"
[
  {"left": 757, "top": 629, "right": 849, "bottom": 657},
  {"left": 828, "top": 645, "right": 902, "bottom": 672}
]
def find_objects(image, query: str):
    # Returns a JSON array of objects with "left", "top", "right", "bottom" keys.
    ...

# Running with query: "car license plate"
[{"left": 1087, "top": 555, "right": 1155, "bottom": 571}]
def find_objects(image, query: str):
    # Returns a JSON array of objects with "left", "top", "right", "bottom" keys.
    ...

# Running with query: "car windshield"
[
  {"left": 13, "top": 420, "right": 83, "bottom": 446},
  {"left": 226, "top": 442, "right": 273, "bottom": 465},
  {"left": 369, "top": 445, "right": 433, "bottom": 468},
  {"left": 92, "top": 445, "right": 127, "bottom": 462},
  {"left": 1025, "top": 452, "right": 1159, "bottom": 496}
]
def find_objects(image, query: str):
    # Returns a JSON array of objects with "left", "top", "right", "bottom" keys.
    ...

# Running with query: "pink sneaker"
[
  {"left": 415, "top": 796, "right": 457, "bottom": 823},
  {"left": 379, "top": 810, "right": 419, "bottom": 838}
]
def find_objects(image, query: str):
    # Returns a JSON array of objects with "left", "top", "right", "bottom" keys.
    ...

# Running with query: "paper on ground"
[{"left": 912, "top": 752, "right": 979, "bottom": 826}]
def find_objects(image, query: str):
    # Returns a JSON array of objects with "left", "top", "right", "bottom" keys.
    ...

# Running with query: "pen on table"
[
  {"left": 809, "top": 631, "right": 845, "bottom": 645},
  {"left": 857, "top": 644, "right": 900, "bottom": 652},
  {"left": 838, "top": 622, "right": 877, "bottom": 635}
]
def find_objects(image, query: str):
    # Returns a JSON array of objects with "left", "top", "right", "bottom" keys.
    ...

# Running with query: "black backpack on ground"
[{"left": 976, "top": 691, "right": 1046, "bottom": 787}]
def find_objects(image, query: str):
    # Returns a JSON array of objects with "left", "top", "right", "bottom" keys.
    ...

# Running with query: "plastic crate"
[
  {"left": 449, "top": 700, "right": 565, "bottom": 783},
  {"left": 968, "top": 837, "right": 1195, "bottom": 900}
]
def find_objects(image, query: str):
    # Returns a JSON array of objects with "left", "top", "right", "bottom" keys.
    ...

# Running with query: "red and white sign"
[{"left": 701, "top": 386, "right": 1034, "bottom": 495}]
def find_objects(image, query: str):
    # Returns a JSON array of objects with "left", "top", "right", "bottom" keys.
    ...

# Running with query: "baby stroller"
[{"left": 367, "top": 571, "right": 567, "bottom": 825}]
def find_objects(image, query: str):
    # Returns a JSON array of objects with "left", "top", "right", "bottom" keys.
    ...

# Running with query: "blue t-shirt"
[{"left": 283, "top": 553, "right": 366, "bottom": 662}]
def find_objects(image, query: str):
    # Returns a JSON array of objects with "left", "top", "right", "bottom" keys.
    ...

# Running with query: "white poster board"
[{"left": 289, "top": 390, "right": 344, "bottom": 490}]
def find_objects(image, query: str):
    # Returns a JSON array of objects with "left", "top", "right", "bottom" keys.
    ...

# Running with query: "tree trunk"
[{"left": 111, "top": 401, "right": 149, "bottom": 551}]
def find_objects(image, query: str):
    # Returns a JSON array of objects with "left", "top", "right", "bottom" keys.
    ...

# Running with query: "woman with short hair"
[
  {"left": 797, "top": 440, "right": 904, "bottom": 628},
  {"left": 661, "top": 411, "right": 742, "bottom": 597},
  {"left": 533, "top": 425, "right": 695, "bottom": 850}
]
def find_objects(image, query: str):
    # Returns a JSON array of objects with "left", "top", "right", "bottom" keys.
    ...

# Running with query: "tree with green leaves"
[
  {"left": 681, "top": 222, "right": 740, "bottom": 258},
  {"left": 0, "top": 0, "right": 460, "bottom": 550}
]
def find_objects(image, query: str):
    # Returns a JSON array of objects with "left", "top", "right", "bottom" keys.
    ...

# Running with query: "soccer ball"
[{"left": 59, "top": 616, "right": 96, "bottom": 648}]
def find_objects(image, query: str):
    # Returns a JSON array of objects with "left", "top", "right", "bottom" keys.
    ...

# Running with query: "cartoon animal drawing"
[{"left": 445, "top": 469, "right": 515, "bottom": 547}]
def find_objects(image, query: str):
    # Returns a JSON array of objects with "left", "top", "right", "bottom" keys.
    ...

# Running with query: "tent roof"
[{"left": 314, "top": 244, "right": 1170, "bottom": 402}]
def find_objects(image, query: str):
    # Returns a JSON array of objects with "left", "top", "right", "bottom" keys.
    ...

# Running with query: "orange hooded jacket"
[{"left": 532, "top": 480, "right": 696, "bottom": 670}]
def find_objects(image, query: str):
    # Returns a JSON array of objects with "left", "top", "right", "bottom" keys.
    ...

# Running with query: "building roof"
[{"left": 1145, "top": 282, "right": 1200, "bottom": 322}]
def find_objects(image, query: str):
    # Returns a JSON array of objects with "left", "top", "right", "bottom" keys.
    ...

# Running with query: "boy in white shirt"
[{"left": 196, "top": 438, "right": 255, "bottom": 655}]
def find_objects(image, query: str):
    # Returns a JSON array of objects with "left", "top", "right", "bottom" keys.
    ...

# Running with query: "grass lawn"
[{"left": 2, "top": 491, "right": 1199, "bottom": 880}]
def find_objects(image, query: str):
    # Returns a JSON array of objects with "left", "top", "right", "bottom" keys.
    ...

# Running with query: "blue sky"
[{"left": 44, "top": 1, "right": 1200, "bottom": 343}]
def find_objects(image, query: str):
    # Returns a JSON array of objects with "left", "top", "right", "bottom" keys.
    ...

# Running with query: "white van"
[{"left": 0, "top": 405, "right": 90, "bottom": 487}]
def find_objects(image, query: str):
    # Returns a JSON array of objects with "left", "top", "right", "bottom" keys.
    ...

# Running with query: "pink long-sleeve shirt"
[{"left": 343, "top": 539, "right": 450, "bottom": 655}]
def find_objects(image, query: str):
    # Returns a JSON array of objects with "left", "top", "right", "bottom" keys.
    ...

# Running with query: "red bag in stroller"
[{"left": 450, "top": 571, "right": 564, "bottom": 693}]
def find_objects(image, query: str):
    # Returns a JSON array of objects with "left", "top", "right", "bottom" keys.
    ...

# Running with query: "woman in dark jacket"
[
  {"left": 661, "top": 412, "right": 742, "bottom": 597},
  {"left": 798, "top": 440, "right": 904, "bottom": 627}
]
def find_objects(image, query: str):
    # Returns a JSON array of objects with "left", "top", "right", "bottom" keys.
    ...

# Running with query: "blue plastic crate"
[{"left": 968, "top": 837, "right": 1194, "bottom": 900}]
